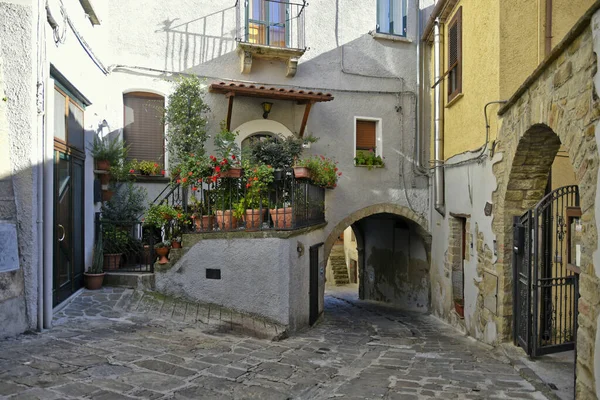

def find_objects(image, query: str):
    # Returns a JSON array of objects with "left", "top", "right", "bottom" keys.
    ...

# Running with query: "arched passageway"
[{"left": 322, "top": 205, "right": 431, "bottom": 314}]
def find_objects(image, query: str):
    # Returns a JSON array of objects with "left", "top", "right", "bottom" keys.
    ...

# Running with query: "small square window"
[{"left": 377, "top": 0, "right": 407, "bottom": 37}]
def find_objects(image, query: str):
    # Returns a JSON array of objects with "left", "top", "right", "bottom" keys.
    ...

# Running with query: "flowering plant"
[
  {"left": 131, "top": 160, "right": 163, "bottom": 176},
  {"left": 241, "top": 162, "right": 274, "bottom": 209},
  {"left": 144, "top": 204, "right": 177, "bottom": 228},
  {"left": 173, "top": 154, "right": 212, "bottom": 187},
  {"left": 354, "top": 149, "right": 384, "bottom": 169},
  {"left": 297, "top": 155, "right": 341, "bottom": 188}
]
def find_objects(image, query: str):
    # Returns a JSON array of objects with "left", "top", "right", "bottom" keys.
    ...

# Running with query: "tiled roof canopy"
[{"left": 209, "top": 82, "right": 334, "bottom": 103}]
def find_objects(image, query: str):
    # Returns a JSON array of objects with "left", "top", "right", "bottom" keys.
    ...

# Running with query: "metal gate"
[{"left": 513, "top": 185, "right": 580, "bottom": 357}]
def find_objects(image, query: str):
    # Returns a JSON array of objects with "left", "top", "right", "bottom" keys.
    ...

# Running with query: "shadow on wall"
[{"left": 156, "top": 6, "right": 238, "bottom": 73}]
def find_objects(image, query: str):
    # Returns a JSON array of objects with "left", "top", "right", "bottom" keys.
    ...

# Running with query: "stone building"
[
  {"left": 423, "top": 0, "right": 600, "bottom": 397},
  {"left": 0, "top": 0, "right": 431, "bottom": 337}
]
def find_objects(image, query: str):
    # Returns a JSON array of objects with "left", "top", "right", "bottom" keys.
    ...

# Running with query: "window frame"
[
  {"left": 53, "top": 85, "right": 86, "bottom": 159},
  {"left": 353, "top": 116, "right": 383, "bottom": 161},
  {"left": 245, "top": 0, "right": 290, "bottom": 47},
  {"left": 376, "top": 0, "right": 408, "bottom": 37},
  {"left": 447, "top": 6, "right": 462, "bottom": 103},
  {"left": 122, "top": 91, "right": 166, "bottom": 172}
]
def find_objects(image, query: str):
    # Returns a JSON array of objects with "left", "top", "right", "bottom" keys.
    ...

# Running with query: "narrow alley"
[{"left": 0, "top": 286, "right": 553, "bottom": 399}]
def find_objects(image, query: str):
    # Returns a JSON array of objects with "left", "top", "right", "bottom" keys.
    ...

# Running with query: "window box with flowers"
[
  {"left": 130, "top": 159, "right": 165, "bottom": 177},
  {"left": 354, "top": 149, "right": 385, "bottom": 169},
  {"left": 296, "top": 155, "right": 342, "bottom": 189}
]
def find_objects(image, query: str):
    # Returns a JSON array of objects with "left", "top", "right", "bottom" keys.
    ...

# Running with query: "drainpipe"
[
  {"left": 415, "top": 0, "right": 427, "bottom": 175},
  {"left": 433, "top": 18, "right": 445, "bottom": 216},
  {"left": 36, "top": 0, "right": 44, "bottom": 331},
  {"left": 545, "top": 0, "right": 552, "bottom": 56}
]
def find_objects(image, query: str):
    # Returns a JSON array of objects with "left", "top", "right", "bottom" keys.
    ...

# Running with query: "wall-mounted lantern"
[{"left": 262, "top": 102, "right": 273, "bottom": 119}]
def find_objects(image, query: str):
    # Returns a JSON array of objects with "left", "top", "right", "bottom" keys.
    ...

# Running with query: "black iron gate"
[{"left": 513, "top": 185, "right": 580, "bottom": 357}]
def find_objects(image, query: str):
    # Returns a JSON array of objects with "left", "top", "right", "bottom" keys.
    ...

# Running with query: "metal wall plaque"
[
  {"left": 0, "top": 222, "right": 19, "bottom": 272},
  {"left": 484, "top": 202, "right": 493, "bottom": 216}
]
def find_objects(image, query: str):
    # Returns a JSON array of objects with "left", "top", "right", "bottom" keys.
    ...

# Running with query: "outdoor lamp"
[{"left": 262, "top": 102, "right": 273, "bottom": 119}]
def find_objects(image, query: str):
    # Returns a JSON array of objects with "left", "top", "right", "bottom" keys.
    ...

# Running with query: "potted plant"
[
  {"left": 145, "top": 204, "right": 177, "bottom": 228},
  {"left": 213, "top": 179, "right": 241, "bottom": 231},
  {"left": 84, "top": 234, "right": 105, "bottom": 290},
  {"left": 102, "top": 184, "right": 116, "bottom": 202},
  {"left": 454, "top": 298, "right": 464, "bottom": 318},
  {"left": 249, "top": 135, "right": 304, "bottom": 180},
  {"left": 154, "top": 240, "right": 172, "bottom": 264},
  {"left": 212, "top": 122, "right": 242, "bottom": 178},
  {"left": 298, "top": 155, "right": 342, "bottom": 189},
  {"left": 270, "top": 201, "right": 294, "bottom": 229},
  {"left": 164, "top": 76, "right": 210, "bottom": 167},
  {"left": 354, "top": 149, "right": 385, "bottom": 169},
  {"left": 239, "top": 163, "right": 274, "bottom": 231},
  {"left": 132, "top": 160, "right": 163, "bottom": 176},
  {"left": 89, "top": 136, "right": 127, "bottom": 171},
  {"left": 190, "top": 195, "right": 214, "bottom": 232},
  {"left": 102, "top": 225, "right": 130, "bottom": 270},
  {"left": 171, "top": 236, "right": 182, "bottom": 248}
]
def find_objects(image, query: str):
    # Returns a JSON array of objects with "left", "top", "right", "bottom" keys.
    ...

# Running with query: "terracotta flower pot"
[
  {"left": 103, "top": 253, "right": 122, "bottom": 270},
  {"left": 454, "top": 301, "right": 464, "bottom": 318},
  {"left": 245, "top": 209, "right": 266, "bottom": 231},
  {"left": 155, "top": 246, "right": 170, "bottom": 264},
  {"left": 270, "top": 207, "right": 293, "bottom": 229},
  {"left": 293, "top": 166, "right": 311, "bottom": 179},
  {"left": 172, "top": 241, "right": 182, "bottom": 249},
  {"left": 194, "top": 215, "right": 214, "bottom": 232},
  {"left": 220, "top": 167, "right": 243, "bottom": 178},
  {"left": 84, "top": 272, "right": 105, "bottom": 290},
  {"left": 102, "top": 190, "right": 115, "bottom": 202},
  {"left": 96, "top": 160, "right": 110, "bottom": 171},
  {"left": 99, "top": 173, "right": 111, "bottom": 185},
  {"left": 215, "top": 210, "right": 239, "bottom": 231}
]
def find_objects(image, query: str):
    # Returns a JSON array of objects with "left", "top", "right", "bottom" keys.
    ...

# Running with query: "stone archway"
[
  {"left": 232, "top": 119, "right": 294, "bottom": 148},
  {"left": 490, "top": 23, "right": 600, "bottom": 398}
]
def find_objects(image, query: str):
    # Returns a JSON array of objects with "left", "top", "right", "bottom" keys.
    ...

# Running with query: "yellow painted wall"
[
  {"left": 429, "top": 0, "right": 595, "bottom": 161},
  {"left": 552, "top": 0, "right": 594, "bottom": 49},
  {"left": 499, "top": 0, "right": 540, "bottom": 100},
  {"left": 431, "top": 0, "right": 500, "bottom": 160}
]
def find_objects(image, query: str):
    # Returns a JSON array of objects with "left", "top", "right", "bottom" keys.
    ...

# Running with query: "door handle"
[{"left": 57, "top": 224, "right": 65, "bottom": 242}]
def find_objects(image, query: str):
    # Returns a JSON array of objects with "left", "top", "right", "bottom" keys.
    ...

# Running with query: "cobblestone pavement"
[{"left": 0, "top": 286, "right": 553, "bottom": 400}]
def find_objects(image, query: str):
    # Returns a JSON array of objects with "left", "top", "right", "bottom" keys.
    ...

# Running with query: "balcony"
[
  {"left": 154, "top": 169, "right": 325, "bottom": 234},
  {"left": 235, "top": 0, "right": 307, "bottom": 77}
]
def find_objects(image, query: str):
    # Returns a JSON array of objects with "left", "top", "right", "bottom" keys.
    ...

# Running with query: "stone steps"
[{"left": 328, "top": 252, "right": 350, "bottom": 286}]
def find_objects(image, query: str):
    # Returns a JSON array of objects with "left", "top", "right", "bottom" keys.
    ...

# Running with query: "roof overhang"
[
  {"left": 209, "top": 81, "right": 334, "bottom": 138},
  {"left": 421, "top": 0, "right": 460, "bottom": 43}
]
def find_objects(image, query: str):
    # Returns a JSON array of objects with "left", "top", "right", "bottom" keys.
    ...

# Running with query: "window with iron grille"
[
  {"left": 377, "top": 0, "right": 407, "bottom": 37},
  {"left": 447, "top": 7, "right": 462, "bottom": 102},
  {"left": 246, "top": 0, "right": 289, "bottom": 47},
  {"left": 123, "top": 92, "right": 165, "bottom": 167}
]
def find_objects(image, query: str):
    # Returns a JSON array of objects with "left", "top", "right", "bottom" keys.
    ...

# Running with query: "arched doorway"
[
  {"left": 232, "top": 119, "right": 294, "bottom": 148},
  {"left": 321, "top": 204, "right": 431, "bottom": 317}
]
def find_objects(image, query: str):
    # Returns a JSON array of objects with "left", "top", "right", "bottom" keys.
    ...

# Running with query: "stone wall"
[{"left": 492, "top": 12, "right": 600, "bottom": 398}]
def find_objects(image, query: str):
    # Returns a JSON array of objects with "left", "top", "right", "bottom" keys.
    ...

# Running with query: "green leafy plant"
[
  {"left": 297, "top": 155, "right": 341, "bottom": 188},
  {"left": 144, "top": 204, "right": 177, "bottom": 228},
  {"left": 101, "top": 183, "right": 147, "bottom": 221},
  {"left": 131, "top": 160, "right": 163, "bottom": 175},
  {"left": 213, "top": 121, "right": 241, "bottom": 161},
  {"left": 250, "top": 135, "right": 304, "bottom": 169},
  {"left": 109, "top": 160, "right": 136, "bottom": 183},
  {"left": 102, "top": 225, "right": 131, "bottom": 254},
  {"left": 89, "top": 136, "right": 128, "bottom": 165},
  {"left": 154, "top": 239, "right": 172, "bottom": 249},
  {"left": 173, "top": 154, "right": 212, "bottom": 187},
  {"left": 164, "top": 76, "right": 210, "bottom": 163},
  {"left": 242, "top": 162, "right": 274, "bottom": 209},
  {"left": 88, "top": 234, "right": 104, "bottom": 274},
  {"left": 354, "top": 149, "right": 385, "bottom": 169}
]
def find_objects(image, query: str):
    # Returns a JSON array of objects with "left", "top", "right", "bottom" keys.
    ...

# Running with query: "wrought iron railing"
[
  {"left": 236, "top": 0, "right": 307, "bottom": 49},
  {"left": 96, "top": 214, "right": 156, "bottom": 273},
  {"left": 154, "top": 169, "right": 325, "bottom": 233}
]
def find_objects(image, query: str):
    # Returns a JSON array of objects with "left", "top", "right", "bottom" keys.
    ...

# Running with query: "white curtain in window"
[
  {"left": 392, "top": 0, "right": 405, "bottom": 35},
  {"left": 378, "top": 0, "right": 390, "bottom": 33}
]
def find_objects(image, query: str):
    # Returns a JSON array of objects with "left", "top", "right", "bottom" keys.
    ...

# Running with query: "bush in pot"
[
  {"left": 154, "top": 240, "right": 172, "bottom": 264},
  {"left": 84, "top": 234, "right": 105, "bottom": 290},
  {"left": 89, "top": 135, "right": 128, "bottom": 171},
  {"left": 296, "top": 155, "right": 342, "bottom": 188}
]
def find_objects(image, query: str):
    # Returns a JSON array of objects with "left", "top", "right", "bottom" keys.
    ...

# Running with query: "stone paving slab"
[{"left": 0, "top": 286, "right": 558, "bottom": 399}]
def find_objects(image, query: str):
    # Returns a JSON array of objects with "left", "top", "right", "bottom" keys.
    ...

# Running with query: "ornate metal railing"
[
  {"left": 96, "top": 214, "right": 156, "bottom": 273},
  {"left": 236, "top": 0, "right": 307, "bottom": 49},
  {"left": 153, "top": 169, "right": 325, "bottom": 233}
]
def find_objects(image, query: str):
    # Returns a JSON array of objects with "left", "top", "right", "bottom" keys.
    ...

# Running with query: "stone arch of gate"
[
  {"left": 491, "top": 25, "right": 600, "bottom": 397},
  {"left": 323, "top": 203, "right": 431, "bottom": 263}
]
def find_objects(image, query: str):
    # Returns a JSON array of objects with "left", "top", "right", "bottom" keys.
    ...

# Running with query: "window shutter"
[
  {"left": 356, "top": 120, "right": 377, "bottom": 150},
  {"left": 123, "top": 93, "right": 165, "bottom": 166},
  {"left": 447, "top": 7, "right": 462, "bottom": 101}
]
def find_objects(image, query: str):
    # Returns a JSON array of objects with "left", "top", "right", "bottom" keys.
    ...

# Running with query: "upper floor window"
[
  {"left": 377, "top": 0, "right": 407, "bottom": 37},
  {"left": 123, "top": 92, "right": 165, "bottom": 168},
  {"left": 355, "top": 118, "right": 382, "bottom": 158},
  {"left": 447, "top": 7, "right": 462, "bottom": 102},
  {"left": 246, "top": 0, "right": 288, "bottom": 47}
]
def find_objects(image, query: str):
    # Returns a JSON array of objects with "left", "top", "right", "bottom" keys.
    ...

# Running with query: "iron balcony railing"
[
  {"left": 154, "top": 169, "right": 325, "bottom": 233},
  {"left": 96, "top": 214, "right": 156, "bottom": 273},
  {"left": 236, "top": 0, "right": 307, "bottom": 50}
]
